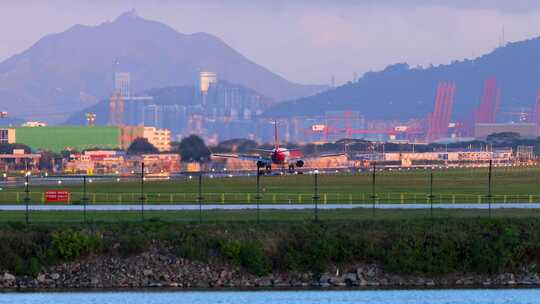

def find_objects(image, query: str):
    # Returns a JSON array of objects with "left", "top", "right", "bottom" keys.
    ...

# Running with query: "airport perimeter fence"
[
  {"left": 2, "top": 162, "right": 540, "bottom": 223},
  {"left": 2, "top": 191, "right": 540, "bottom": 205}
]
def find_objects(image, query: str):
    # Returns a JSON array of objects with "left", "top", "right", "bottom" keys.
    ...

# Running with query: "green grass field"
[
  {"left": 2, "top": 166, "right": 540, "bottom": 204},
  {"left": 4, "top": 208, "right": 540, "bottom": 224}
]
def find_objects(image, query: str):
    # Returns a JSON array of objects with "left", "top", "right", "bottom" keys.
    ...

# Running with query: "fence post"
[
  {"left": 349, "top": 194, "right": 353, "bottom": 204},
  {"left": 529, "top": 195, "right": 533, "bottom": 204},
  {"left": 400, "top": 193, "right": 404, "bottom": 204},
  {"left": 452, "top": 195, "right": 456, "bottom": 204},
  {"left": 221, "top": 193, "right": 225, "bottom": 204}
]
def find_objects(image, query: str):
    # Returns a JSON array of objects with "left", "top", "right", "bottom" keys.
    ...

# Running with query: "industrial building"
[
  {"left": 15, "top": 126, "right": 120, "bottom": 152},
  {"left": 474, "top": 123, "right": 538, "bottom": 139},
  {"left": 13, "top": 126, "right": 170, "bottom": 153}
]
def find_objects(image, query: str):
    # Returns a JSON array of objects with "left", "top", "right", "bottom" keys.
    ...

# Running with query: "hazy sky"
[{"left": 2, "top": 1, "right": 540, "bottom": 85}]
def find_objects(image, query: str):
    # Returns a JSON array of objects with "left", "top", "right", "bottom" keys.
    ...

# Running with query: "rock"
[
  {"left": 366, "top": 265, "right": 377, "bottom": 278},
  {"left": 143, "top": 270, "right": 153, "bottom": 277},
  {"left": 50, "top": 273, "right": 60, "bottom": 280},
  {"left": 36, "top": 274, "right": 46, "bottom": 283},
  {"left": 319, "top": 274, "right": 331, "bottom": 284},
  {"left": 3, "top": 273, "right": 15, "bottom": 282},
  {"left": 328, "top": 277, "right": 347, "bottom": 287},
  {"left": 319, "top": 282, "right": 331, "bottom": 288},
  {"left": 343, "top": 273, "right": 357, "bottom": 284},
  {"left": 257, "top": 279, "right": 272, "bottom": 287}
]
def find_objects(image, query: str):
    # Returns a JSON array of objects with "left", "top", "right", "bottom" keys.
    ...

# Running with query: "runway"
[{"left": 0, "top": 203, "right": 539, "bottom": 211}]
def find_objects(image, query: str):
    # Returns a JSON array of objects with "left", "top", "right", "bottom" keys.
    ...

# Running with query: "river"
[{"left": 1, "top": 289, "right": 540, "bottom": 304}]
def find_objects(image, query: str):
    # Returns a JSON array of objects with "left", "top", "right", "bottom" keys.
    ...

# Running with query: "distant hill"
[
  {"left": 265, "top": 38, "right": 540, "bottom": 121},
  {"left": 0, "top": 11, "right": 325, "bottom": 123}
]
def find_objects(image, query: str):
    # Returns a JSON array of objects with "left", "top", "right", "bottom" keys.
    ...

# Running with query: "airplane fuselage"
[{"left": 271, "top": 148, "right": 290, "bottom": 165}]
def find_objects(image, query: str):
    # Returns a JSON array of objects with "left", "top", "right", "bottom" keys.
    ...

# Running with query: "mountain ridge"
[
  {"left": 0, "top": 11, "right": 325, "bottom": 123},
  {"left": 265, "top": 36, "right": 540, "bottom": 121}
]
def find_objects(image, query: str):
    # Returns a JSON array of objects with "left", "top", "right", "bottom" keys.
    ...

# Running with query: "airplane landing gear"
[{"left": 288, "top": 164, "right": 295, "bottom": 174}]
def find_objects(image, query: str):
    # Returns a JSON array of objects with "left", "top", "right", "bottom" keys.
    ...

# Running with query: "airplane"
[{"left": 213, "top": 122, "right": 344, "bottom": 174}]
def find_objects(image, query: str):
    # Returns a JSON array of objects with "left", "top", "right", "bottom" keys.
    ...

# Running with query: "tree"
[
  {"left": 127, "top": 138, "right": 159, "bottom": 155},
  {"left": 178, "top": 135, "right": 211, "bottom": 162},
  {"left": 0, "top": 143, "right": 32, "bottom": 154},
  {"left": 486, "top": 132, "right": 521, "bottom": 146}
]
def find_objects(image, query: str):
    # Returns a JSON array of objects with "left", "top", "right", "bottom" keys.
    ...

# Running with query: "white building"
[
  {"left": 199, "top": 71, "right": 217, "bottom": 94},
  {"left": 115, "top": 72, "right": 131, "bottom": 98}
]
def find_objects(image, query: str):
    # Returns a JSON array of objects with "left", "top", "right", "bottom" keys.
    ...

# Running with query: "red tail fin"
[{"left": 274, "top": 120, "right": 279, "bottom": 150}]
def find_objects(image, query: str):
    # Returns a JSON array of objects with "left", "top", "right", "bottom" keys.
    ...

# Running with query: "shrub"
[
  {"left": 118, "top": 233, "right": 149, "bottom": 257},
  {"left": 238, "top": 241, "right": 271, "bottom": 277},
  {"left": 50, "top": 230, "right": 102, "bottom": 261}
]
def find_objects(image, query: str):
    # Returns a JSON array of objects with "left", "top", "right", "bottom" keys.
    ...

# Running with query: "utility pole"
[
  {"left": 140, "top": 162, "right": 145, "bottom": 222},
  {"left": 24, "top": 173, "right": 30, "bottom": 225},
  {"left": 313, "top": 170, "right": 320, "bottom": 221}
]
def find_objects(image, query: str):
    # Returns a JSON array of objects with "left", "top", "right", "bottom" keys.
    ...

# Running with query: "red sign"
[{"left": 45, "top": 190, "right": 70, "bottom": 203}]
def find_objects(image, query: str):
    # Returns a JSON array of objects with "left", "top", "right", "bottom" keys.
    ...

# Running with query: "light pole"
[
  {"left": 429, "top": 168, "right": 434, "bottom": 218},
  {"left": 487, "top": 159, "right": 493, "bottom": 218},
  {"left": 82, "top": 175, "right": 88, "bottom": 223},
  {"left": 24, "top": 172, "right": 30, "bottom": 225},
  {"left": 371, "top": 162, "right": 377, "bottom": 216},
  {"left": 198, "top": 171, "right": 203, "bottom": 224},
  {"left": 140, "top": 162, "right": 145, "bottom": 222},
  {"left": 256, "top": 164, "right": 262, "bottom": 224},
  {"left": 313, "top": 170, "right": 320, "bottom": 222}
]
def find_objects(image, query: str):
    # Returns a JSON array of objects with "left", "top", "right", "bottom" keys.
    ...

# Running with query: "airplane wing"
[
  {"left": 319, "top": 152, "right": 347, "bottom": 158},
  {"left": 251, "top": 148, "right": 275, "bottom": 153},
  {"left": 212, "top": 153, "right": 270, "bottom": 162}
]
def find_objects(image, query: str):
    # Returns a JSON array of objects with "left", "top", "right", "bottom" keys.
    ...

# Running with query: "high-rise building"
[
  {"left": 109, "top": 93, "right": 124, "bottom": 126},
  {"left": 115, "top": 72, "right": 131, "bottom": 98},
  {"left": 199, "top": 72, "right": 217, "bottom": 94},
  {"left": 143, "top": 104, "right": 162, "bottom": 127}
]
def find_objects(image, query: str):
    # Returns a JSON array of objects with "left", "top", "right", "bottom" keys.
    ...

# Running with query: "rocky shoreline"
[{"left": 2, "top": 249, "right": 540, "bottom": 290}]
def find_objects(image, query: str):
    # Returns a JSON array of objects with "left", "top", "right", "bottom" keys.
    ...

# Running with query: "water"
[{"left": 1, "top": 289, "right": 540, "bottom": 304}]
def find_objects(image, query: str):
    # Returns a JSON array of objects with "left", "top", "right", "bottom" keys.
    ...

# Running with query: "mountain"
[
  {"left": 0, "top": 11, "right": 325, "bottom": 123},
  {"left": 265, "top": 37, "right": 540, "bottom": 121}
]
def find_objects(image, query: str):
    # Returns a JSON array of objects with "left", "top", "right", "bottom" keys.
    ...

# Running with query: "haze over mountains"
[
  {"left": 0, "top": 11, "right": 324, "bottom": 123},
  {"left": 267, "top": 37, "right": 540, "bottom": 121}
]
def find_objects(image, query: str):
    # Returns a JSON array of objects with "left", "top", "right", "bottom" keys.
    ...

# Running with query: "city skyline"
[{"left": 3, "top": 1, "right": 540, "bottom": 85}]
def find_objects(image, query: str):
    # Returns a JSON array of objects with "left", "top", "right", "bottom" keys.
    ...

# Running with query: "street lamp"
[
  {"left": 24, "top": 171, "right": 30, "bottom": 225},
  {"left": 198, "top": 171, "right": 204, "bottom": 224},
  {"left": 255, "top": 163, "right": 262, "bottom": 224},
  {"left": 313, "top": 170, "right": 320, "bottom": 222},
  {"left": 371, "top": 162, "right": 377, "bottom": 216}
]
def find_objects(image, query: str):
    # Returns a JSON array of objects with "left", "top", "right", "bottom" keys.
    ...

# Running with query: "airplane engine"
[{"left": 296, "top": 160, "right": 304, "bottom": 168}]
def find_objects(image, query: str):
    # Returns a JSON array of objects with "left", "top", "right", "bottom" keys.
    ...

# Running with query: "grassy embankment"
[{"left": 2, "top": 218, "right": 540, "bottom": 279}]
